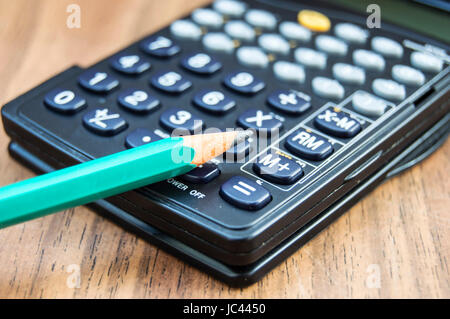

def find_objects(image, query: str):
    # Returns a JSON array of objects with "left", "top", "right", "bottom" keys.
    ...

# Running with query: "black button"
[
  {"left": 117, "top": 88, "right": 160, "bottom": 113},
  {"left": 314, "top": 107, "right": 361, "bottom": 138},
  {"left": 181, "top": 53, "right": 222, "bottom": 75},
  {"left": 253, "top": 151, "right": 303, "bottom": 185},
  {"left": 219, "top": 176, "right": 272, "bottom": 210},
  {"left": 78, "top": 69, "right": 119, "bottom": 93},
  {"left": 182, "top": 163, "right": 220, "bottom": 184},
  {"left": 223, "top": 71, "right": 265, "bottom": 94},
  {"left": 285, "top": 128, "right": 333, "bottom": 161},
  {"left": 140, "top": 35, "right": 180, "bottom": 57},
  {"left": 44, "top": 88, "right": 86, "bottom": 114},
  {"left": 237, "top": 109, "right": 283, "bottom": 137},
  {"left": 125, "top": 128, "right": 163, "bottom": 148},
  {"left": 109, "top": 53, "right": 151, "bottom": 74},
  {"left": 193, "top": 90, "right": 235, "bottom": 114},
  {"left": 267, "top": 90, "right": 311, "bottom": 115},
  {"left": 83, "top": 108, "right": 128, "bottom": 136},
  {"left": 150, "top": 71, "right": 192, "bottom": 94},
  {"left": 159, "top": 108, "right": 204, "bottom": 134}
]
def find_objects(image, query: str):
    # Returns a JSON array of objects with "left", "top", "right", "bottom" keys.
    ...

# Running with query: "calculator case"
[{"left": 1, "top": 0, "right": 450, "bottom": 286}]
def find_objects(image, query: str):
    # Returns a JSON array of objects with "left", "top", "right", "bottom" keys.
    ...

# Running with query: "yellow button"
[{"left": 298, "top": 10, "right": 331, "bottom": 32}]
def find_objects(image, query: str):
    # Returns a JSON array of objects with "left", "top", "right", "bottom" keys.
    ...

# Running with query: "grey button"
[
  {"left": 295, "top": 47, "right": 327, "bottom": 69},
  {"left": 258, "top": 34, "right": 290, "bottom": 55},
  {"left": 192, "top": 8, "right": 224, "bottom": 28},
  {"left": 334, "top": 23, "right": 368, "bottom": 44},
  {"left": 312, "top": 77, "right": 345, "bottom": 100},
  {"left": 213, "top": 0, "right": 246, "bottom": 17},
  {"left": 224, "top": 20, "right": 255, "bottom": 41},
  {"left": 392, "top": 65, "right": 425, "bottom": 86},
  {"left": 352, "top": 91, "right": 388, "bottom": 117},
  {"left": 353, "top": 49, "right": 385, "bottom": 71},
  {"left": 372, "top": 79, "right": 405, "bottom": 101},
  {"left": 315, "top": 35, "right": 348, "bottom": 56},
  {"left": 273, "top": 61, "right": 305, "bottom": 83},
  {"left": 245, "top": 9, "right": 277, "bottom": 29},
  {"left": 410, "top": 52, "right": 444, "bottom": 73},
  {"left": 279, "top": 21, "right": 311, "bottom": 42},
  {"left": 202, "top": 32, "right": 235, "bottom": 53},
  {"left": 371, "top": 37, "right": 403, "bottom": 58},
  {"left": 332, "top": 63, "right": 365, "bottom": 85},
  {"left": 236, "top": 46, "right": 269, "bottom": 68},
  {"left": 170, "top": 20, "right": 202, "bottom": 40}
]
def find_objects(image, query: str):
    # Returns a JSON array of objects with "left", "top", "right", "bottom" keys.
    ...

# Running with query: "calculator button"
[
  {"left": 410, "top": 52, "right": 444, "bottom": 73},
  {"left": 224, "top": 138, "right": 253, "bottom": 160},
  {"left": 182, "top": 163, "right": 220, "bottom": 184},
  {"left": 151, "top": 71, "right": 192, "bottom": 94},
  {"left": 109, "top": 54, "right": 151, "bottom": 75},
  {"left": 223, "top": 71, "right": 265, "bottom": 94},
  {"left": 44, "top": 89, "right": 86, "bottom": 114},
  {"left": 181, "top": 53, "right": 222, "bottom": 75},
  {"left": 294, "top": 48, "right": 327, "bottom": 69},
  {"left": 125, "top": 128, "right": 162, "bottom": 148},
  {"left": 312, "top": 77, "right": 345, "bottom": 100},
  {"left": 334, "top": 23, "right": 368, "bottom": 44},
  {"left": 202, "top": 32, "right": 235, "bottom": 53},
  {"left": 213, "top": 0, "right": 246, "bottom": 17},
  {"left": 193, "top": 90, "right": 235, "bottom": 114},
  {"left": 140, "top": 35, "right": 180, "bottom": 58},
  {"left": 159, "top": 108, "right": 204, "bottom": 134},
  {"left": 285, "top": 129, "right": 333, "bottom": 161},
  {"left": 192, "top": 8, "right": 224, "bottom": 28},
  {"left": 170, "top": 20, "right": 202, "bottom": 40},
  {"left": 237, "top": 109, "right": 283, "bottom": 136},
  {"left": 224, "top": 20, "right": 255, "bottom": 41},
  {"left": 372, "top": 79, "right": 405, "bottom": 101},
  {"left": 279, "top": 21, "right": 311, "bottom": 42},
  {"left": 332, "top": 63, "right": 365, "bottom": 85},
  {"left": 78, "top": 70, "right": 119, "bottom": 93},
  {"left": 258, "top": 34, "right": 290, "bottom": 55},
  {"left": 219, "top": 176, "right": 272, "bottom": 210},
  {"left": 392, "top": 65, "right": 425, "bottom": 86},
  {"left": 83, "top": 108, "right": 128, "bottom": 136},
  {"left": 117, "top": 89, "right": 160, "bottom": 113},
  {"left": 245, "top": 9, "right": 277, "bottom": 30},
  {"left": 273, "top": 61, "right": 305, "bottom": 84},
  {"left": 236, "top": 46, "right": 269, "bottom": 68},
  {"left": 353, "top": 49, "right": 385, "bottom": 72},
  {"left": 267, "top": 89, "right": 311, "bottom": 115},
  {"left": 315, "top": 35, "right": 348, "bottom": 56},
  {"left": 314, "top": 108, "right": 361, "bottom": 138},
  {"left": 297, "top": 10, "right": 330, "bottom": 32},
  {"left": 253, "top": 151, "right": 303, "bottom": 185},
  {"left": 352, "top": 91, "right": 388, "bottom": 117},
  {"left": 371, "top": 37, "right": 403, "bottom": 58}
]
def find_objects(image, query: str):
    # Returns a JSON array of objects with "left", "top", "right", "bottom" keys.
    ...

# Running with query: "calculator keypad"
[{"left": 29, "top": 0, "right": 448, "bottom": 216}]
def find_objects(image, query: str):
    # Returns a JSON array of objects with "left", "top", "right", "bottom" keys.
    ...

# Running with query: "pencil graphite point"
[{"left": 182, "top": 131, "right": 250, "bottom": 166}]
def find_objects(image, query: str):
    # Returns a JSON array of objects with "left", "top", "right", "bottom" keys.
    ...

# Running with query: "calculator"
[{"left": 2, "top": 0, "right": 449, "bottom": 286}]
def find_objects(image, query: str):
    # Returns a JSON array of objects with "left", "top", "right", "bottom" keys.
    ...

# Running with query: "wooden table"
[{"left": 0, "top": 0, "right": 448, "bottom": 298}]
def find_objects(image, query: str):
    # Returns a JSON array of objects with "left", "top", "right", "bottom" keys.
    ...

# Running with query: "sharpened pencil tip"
[{"left": 182, "top": 130, "right": 252, "bottom": 166}]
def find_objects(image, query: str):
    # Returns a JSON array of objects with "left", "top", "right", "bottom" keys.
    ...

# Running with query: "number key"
[{"left": 159, "top": 108, "right": 204, "bottom": 134}]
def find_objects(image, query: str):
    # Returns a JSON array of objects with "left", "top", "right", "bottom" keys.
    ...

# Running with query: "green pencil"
[{"left": 0, "top": 131, "right": 244, "bottom": 228}]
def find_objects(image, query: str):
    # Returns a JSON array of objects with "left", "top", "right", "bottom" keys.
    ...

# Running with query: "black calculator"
[{"left": 2, "top": 0, "right": 449, "bottom": 286}]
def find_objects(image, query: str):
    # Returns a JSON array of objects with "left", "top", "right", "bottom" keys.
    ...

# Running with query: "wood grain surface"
[{"left": 0, "top": 0, "right": 448, "bottom": 298}]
